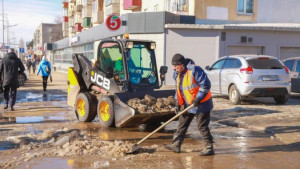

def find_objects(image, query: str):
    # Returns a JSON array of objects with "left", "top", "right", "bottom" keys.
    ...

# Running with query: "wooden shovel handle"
[{"left": 137, "top": 104, "right": 195, "bottom": 145}]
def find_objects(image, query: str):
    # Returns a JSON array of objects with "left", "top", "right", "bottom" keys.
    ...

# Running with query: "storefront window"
[{"left": 53, "top": 43, "right": 94, "bottom": 66}]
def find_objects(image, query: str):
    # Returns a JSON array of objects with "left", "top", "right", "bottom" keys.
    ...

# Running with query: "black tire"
[
  {"left": 75, "top": 92, "right": 97, "bottom": 122},
  {"left": 18, "top": 73, "right": 26, "bottom": 86},
  {"left": 273, "top": 95, "right": 289, "bottom": 104},
  {"left": 97, "top": 96, "right": 115, "bottom": 127},
  {"left": 229, "top": 85, "right": 242, "bottom": 105}
]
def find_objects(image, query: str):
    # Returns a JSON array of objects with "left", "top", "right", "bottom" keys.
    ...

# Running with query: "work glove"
[{"left": 192, "top": 98, "right": 201, "bottom": 107}]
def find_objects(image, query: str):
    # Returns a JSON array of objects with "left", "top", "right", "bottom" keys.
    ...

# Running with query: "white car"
[{"left": 205, "top": 55, "right": 291, "bottom": 105}]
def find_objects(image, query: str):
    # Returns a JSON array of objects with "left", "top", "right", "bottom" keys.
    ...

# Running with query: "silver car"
[
  {"left": 282, "top": 57, "right": 300, "bottom": 93},
  {"left": 205, "top": 55, "right": 291, "bottom": 105}
]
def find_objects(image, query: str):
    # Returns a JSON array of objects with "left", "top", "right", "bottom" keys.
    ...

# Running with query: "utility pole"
[{"left": 2, "top": 0, "right": 5, "bottom": 56}]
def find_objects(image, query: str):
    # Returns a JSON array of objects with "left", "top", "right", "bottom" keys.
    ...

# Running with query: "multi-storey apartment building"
[
  {"left": 52, "top": 0, "right": 300, "bottom": 85},
  {"left": 33, "top": 23, "right": 62, "bottom": 56}
]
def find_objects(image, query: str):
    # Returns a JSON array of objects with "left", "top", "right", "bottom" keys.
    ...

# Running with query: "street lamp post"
[{"left": 2, "top": 0, "right": 5, "bottom": 56}]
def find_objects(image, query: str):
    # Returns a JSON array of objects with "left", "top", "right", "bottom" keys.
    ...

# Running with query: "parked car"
[
  {"left": 205, "top": 55, "right": 291, "bottom": 105},
  {"left": 282, "top": 57, "right": 300, "bottom": 93},
  {"left": 18, "top": 69, "right": 29, "bottom": 86}
]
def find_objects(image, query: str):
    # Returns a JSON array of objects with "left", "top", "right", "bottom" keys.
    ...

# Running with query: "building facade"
[
  {"left": 33, "top": 23, "right": 62, "bottom": 56},
  {"left": 50, "top": 0, "right": 300, "bottom": 85}
]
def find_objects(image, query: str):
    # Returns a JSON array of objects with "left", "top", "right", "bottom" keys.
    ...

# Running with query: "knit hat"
[{"left": 172, "top": 53, "right": 185, "bottom": 65}]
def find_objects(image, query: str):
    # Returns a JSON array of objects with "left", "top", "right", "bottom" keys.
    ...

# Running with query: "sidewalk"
[{"left": 21, "top": 70, "right": 68, "bottom": 91}]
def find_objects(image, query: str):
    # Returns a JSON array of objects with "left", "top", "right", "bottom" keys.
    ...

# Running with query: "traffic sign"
[
  {"left": 1, "top": 43, "right": 5, "bottom": 50},
  {"left": 105, "top": 14, "right": 121, "bottom": 31},
  {"left": 19, "top": 48, "right": 25, "bottom": 53}
]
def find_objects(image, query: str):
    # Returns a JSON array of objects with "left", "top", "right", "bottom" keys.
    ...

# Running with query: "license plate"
[{"left": 262, "top": 75, "right": 279, "bottom": 81}]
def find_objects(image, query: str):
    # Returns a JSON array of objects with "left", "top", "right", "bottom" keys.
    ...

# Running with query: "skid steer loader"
[{"left": 67, "top": 39, "right": 175, "bottom": 128}]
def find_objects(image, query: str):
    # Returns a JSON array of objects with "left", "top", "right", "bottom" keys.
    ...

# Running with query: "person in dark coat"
[{"left": 0, "top": 48, "right": 25, "bottom": 110}]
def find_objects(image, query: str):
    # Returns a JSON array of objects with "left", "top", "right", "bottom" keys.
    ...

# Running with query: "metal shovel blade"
[
  {"left": 126, "top": 104, "right": 194, "bottom": 155},
  {"left": 126, "top": 144, "right": 140, "bottom": 154}
]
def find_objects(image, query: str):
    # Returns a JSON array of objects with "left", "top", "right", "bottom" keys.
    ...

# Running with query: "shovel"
[{"left": 127, "top": 104, "right": 195, "bottom": 154}]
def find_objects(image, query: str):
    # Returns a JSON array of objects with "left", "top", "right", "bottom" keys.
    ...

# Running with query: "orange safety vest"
[{"left": 177, "top": 70, "right": 212, "bottom": 106}]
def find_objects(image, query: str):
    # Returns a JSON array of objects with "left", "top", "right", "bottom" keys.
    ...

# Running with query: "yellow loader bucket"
[{"left": 67, "top": 67, "right": 80, "bottom": 107}]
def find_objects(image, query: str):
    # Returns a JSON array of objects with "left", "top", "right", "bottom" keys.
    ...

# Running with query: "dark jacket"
[
  {"left": 0, "top": 52, "right": 25, "bottom": 88},
  {"left": 173, "top": 58, "right": 213, "bottom": 114}
]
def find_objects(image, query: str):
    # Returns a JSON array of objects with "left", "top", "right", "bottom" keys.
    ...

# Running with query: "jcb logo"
[{"left": 91, "top": 71, "right": 110, "bottom": 90}]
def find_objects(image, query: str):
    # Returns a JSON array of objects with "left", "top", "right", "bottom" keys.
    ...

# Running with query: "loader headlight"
[
  {"left": 126, "top": 42, "right": 134, "bottom": 49},
  {"left": 150, "top": 42, "right": 156, "bottom": 49}
]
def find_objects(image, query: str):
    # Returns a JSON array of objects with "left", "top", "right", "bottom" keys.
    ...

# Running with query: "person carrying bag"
[{"left": 36, "top": 56, "right": 52, "bottom": 92}]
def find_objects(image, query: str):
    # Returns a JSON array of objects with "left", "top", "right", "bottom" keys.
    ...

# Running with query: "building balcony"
[
  {"left": 76, "top": 4, "right": 83, "bottom": 11},
  {"left": 63, "top": 2, "right": 69, "bottom": 8},
  {"left": 63, "top": 30, "right": 69, "bottom": 37},
  {"left": 74, "top": 12, "right": 82, "bottom": 23},
  {"left": 63, "top": 22, "right": 69, "bottom": 30},
  {"left": 123, "top": 0, "right": 141, "bottom": 10},
  {"left": 83, "top": 0, "right": 92, "bottom": 6},
  {"left": 69, "top": 0, "right": 76, "bottom": 3},
  {"left": 83, "top": 17, "right": 92, "bottom": 28},
  {"left": 63, "top": 16, "right": 69, "bottom": 22},
  {"left": 105, "top": 3, "right": 120, "bottom": 16},
  {"left": 105, "top": 0, "right": 119, "bottom": 7},
  {"left": 75, "top": 23, "right": 82, "bottom": 32},
  {"left": 69, "top": 26, "right": 75, "bottom": 34},
  {"left": 92, "top": 11, "right": 104, "bottom": 24},
  {"left": 82, "top": 5, "right": 92, "bottom": 18}
]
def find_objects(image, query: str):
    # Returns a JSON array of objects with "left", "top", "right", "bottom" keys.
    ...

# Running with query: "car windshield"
[
  {"left": 126, "top": 43, "right": 157, "bottom": 85},
  {"left": 247, "top": 59, "right": 284, "bottom": 69}
]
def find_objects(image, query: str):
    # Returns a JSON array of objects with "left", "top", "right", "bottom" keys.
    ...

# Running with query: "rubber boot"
[
  {"left": 164, "top": 139, "right": 182, "bottom": 153},
  {"left": 4, "top": 104, "right": 8, "bottom": 109},
  {"left": 199, "top": 142, "right": 215, "bottom": 156}
]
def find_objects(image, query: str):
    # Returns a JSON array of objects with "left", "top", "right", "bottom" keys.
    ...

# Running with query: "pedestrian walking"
[
  {"left": 32, "top": 59, "right": 36, "bottom": 74},
  {"left": 0, "top": 48, "right": 25, "bottom": 110},
  {"left": 164, "top": 53, "right": 215, "bottom": 156},
  {"left": 36, "top": 56, "right": 51, "bottom": 92},
  {"left": 26, "top": 55, "right": 32, "bottom": 73}
]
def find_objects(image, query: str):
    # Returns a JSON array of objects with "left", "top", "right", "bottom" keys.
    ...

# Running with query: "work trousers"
[
  {"left": 173, "top": 111, "right": 213, "bottom": 145},
  {"left": 42, "top": 76, "right": 49, "bottom": 91},
  {"left": 4, "top": 86, "right": 17, "bottom": 107}
]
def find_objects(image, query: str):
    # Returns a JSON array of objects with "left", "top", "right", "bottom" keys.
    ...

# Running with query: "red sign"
[
  {"left": 105, "top": 14, "right": 121, "bottom": 31},
  {"left": 1, "top": 43, "right": 5, "bottom": 50}
]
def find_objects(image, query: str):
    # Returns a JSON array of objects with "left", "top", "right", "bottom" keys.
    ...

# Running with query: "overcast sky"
[{"left": 1, "top": 0, "right": 62, "bottom": 48}]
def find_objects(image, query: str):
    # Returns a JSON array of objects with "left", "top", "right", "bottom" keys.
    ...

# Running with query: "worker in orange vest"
[{"left": 164, "top": 53, "right": 214, "bottom": 156}]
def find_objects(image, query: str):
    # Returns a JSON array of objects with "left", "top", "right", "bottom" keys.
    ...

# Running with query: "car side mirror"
[
  {"left": 205, "top": 66, "right": 210, "bottom": 70},
  {"left": 160, "top": 66, "right": 168, "bottom": 74},
  {"left": 106, "top": 67, "right": 114, "bottom": 79}
]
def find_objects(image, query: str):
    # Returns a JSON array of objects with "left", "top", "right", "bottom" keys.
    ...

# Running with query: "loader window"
[
  {"left": 98, "top": 42, "right": 124, "bottom": 79},
  {"left": 127, "top": 43, "right": 157, "bottom": 85}
]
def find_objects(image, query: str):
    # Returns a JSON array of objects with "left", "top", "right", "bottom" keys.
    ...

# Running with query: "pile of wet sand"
[
  {"left": 127, "top": 95, "right": 176, "bottom": 114},
  {"left": 1, "top": 128, "right": 159, "bottom": 168}
]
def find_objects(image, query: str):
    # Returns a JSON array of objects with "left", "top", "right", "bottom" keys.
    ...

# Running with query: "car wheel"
[
  {"left": 273, "top": 95, "right": 289, "bottom": 105},
  {"left": 18, "top": 73, "right": 26, "bottom": 86},
  {"left": 75, "top": 92, "right": 97, "bottom": 122},
  {"left": 97, "top": 96, "right": 115, "bottom": 127},
  {"left": 229, "top": 85, "right": 242, "bottom": 105}
]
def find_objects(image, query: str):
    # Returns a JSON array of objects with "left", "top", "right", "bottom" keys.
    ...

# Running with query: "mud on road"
[{"left": 1, "top": 72, "right": 300, "bottom": 169}]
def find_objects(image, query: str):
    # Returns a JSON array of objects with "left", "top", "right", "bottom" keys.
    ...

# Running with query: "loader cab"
[{"left": 96, "top": 39, "right": 160, "bottom": 92}]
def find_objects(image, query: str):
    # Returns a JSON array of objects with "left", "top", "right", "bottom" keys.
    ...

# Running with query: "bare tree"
[
  {"left": 26, "top": 40, "right": 33, "bottom": 50},
  {"left": 52, "top": 15, "right": 63, "bottom": 41}
]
